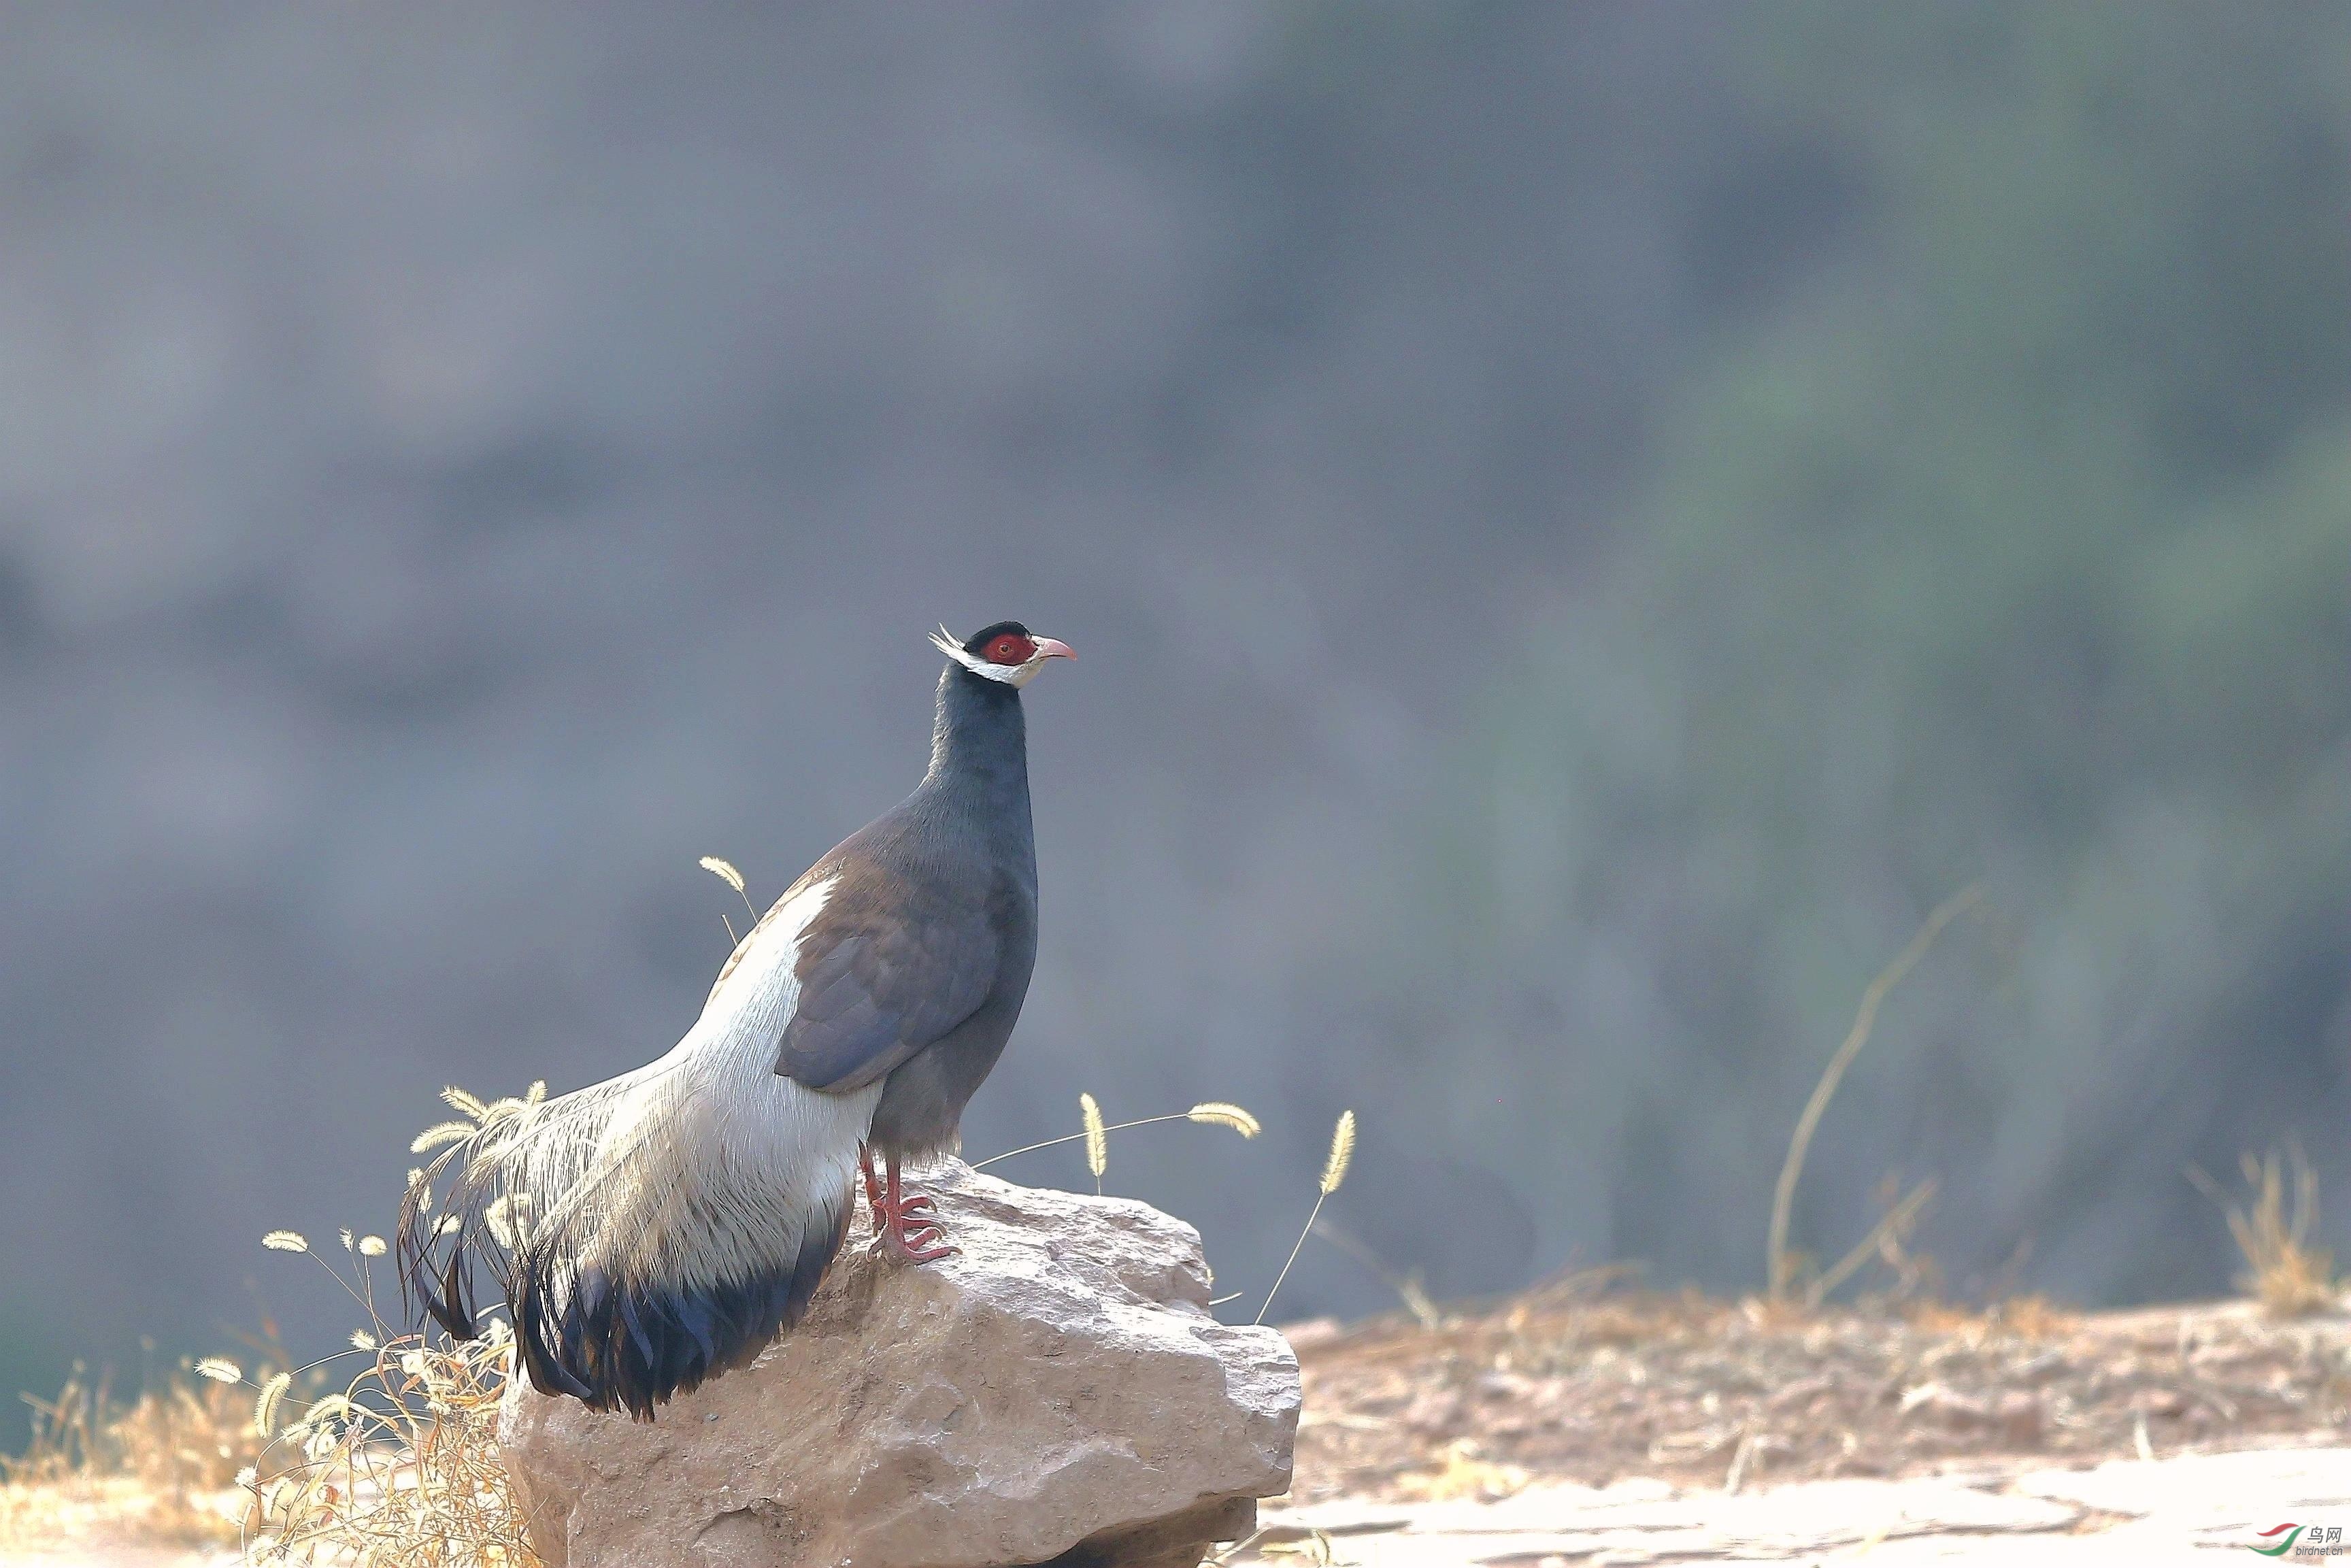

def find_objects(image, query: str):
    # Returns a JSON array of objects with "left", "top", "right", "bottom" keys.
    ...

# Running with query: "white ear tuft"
[{"left": 932, "top": 624, "right": 1013, "bottom": 680}]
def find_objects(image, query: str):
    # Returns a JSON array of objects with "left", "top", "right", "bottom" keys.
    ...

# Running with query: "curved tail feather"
[
  {"left": 395, "top": 1039, "right": 876, "bottom": 1419},
  {"left": 509, "top": 1186, "right": 851, "bottom": 1417}
]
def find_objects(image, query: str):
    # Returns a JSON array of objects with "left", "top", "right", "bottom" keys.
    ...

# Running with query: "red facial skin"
[
  {"left": 982, "top": 633, "right": 1036, "bottom": 665},
  {"left": 977, "top": 633, "right": 1075, "bottom": 667}
]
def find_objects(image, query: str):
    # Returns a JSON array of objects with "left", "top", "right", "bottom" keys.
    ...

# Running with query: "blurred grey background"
[{"left": 3, "top": 3, "right": 2348, "bottom": 1436}]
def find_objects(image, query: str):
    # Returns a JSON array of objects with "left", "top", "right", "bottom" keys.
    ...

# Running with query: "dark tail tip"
[
  {"left": 395, "top": 1173, "right": 483, "bottom": 1343},
  {"left": 516, "top": 1189, "right": 853, "bottom": 1420},
  {"left": 420, "top": 1244, "right": 478, "bottom": 1340}
]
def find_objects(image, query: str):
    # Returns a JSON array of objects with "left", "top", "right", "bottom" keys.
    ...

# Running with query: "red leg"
[
  {"left": 858, "top": 1144, "right": 886, "bottom": 1218},
  {"left": 869, "top": 1153, "right": 956, "bottom": 1264}
]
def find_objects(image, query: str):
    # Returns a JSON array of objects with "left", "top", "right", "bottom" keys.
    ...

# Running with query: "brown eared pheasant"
[{"left": 397, "top": 620, "right": 1074, "bottom": 1418}]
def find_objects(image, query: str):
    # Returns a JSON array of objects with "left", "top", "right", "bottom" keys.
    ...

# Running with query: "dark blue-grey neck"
[{"left": 920, "top": 665, "right": 1033, "bottom": 856}]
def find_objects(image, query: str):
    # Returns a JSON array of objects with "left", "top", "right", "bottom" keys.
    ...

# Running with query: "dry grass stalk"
[
  {"left": 699, "top": 854, "right": 758, "bottom": 944},
  {"left": 969, "top": 1098, "right": 1261, "bottom": 1171},
  {"left": 1310, "top": 1218, "right": 1443, "bottom": 1330},
  {"left": 1257, "top": 1112, "right": 1358, "bottom": 1326},
  {"left": 1522, "top": 1260, "right": 1646, "bottom": 1309},
  {"left": 1210, "top": 1524, "right": 1339, "bottom": 1565},
  {"left": 241, "top": 1324, "right": 533, "bottom": 1566},
  {"left": 1767, "top": 884, "right": 1982, "bottom": 1303},
  {"left": 227, "top": 1085, "right": 543, "bottom": 1564},
  {"left": 1723, "top": 1429, "right": 1761, "bottom": 1495},
  {"left": 2189, "top": 1145, "right": 2341, "bottom": 1318},
  {"left": 1805, "top": 1177, "right": 1938, "bottom": 1308}
]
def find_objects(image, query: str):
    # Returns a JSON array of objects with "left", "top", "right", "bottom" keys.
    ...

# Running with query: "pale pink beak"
[{"left": 1031, "top": 636, "right": 1076, "bottom": 662}]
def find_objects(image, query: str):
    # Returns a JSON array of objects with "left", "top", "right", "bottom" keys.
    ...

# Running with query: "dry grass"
[
  {"left": 1767, "top": 884, "right": 1982, "bottom": 1305},
  {"left": 0, "top": 1355, "right": 261, "bottom": 1553},
  {"left": 2191, "top": 1146, "right": 2343, "bottom": 1319},
  {"left": 222, "top": 1095, "right": 542, "bottom": 1565},
  {"left": 1, "top": 1084, "right": 545, "bottom": 1565},
  {"left": 241, "top": 1324, "right": 532, "bottom": 1566}
]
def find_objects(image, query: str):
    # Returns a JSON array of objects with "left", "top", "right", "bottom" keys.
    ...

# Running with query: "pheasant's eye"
[{"left": 984, "top": 634, "right": 1034, "bottom": 665}]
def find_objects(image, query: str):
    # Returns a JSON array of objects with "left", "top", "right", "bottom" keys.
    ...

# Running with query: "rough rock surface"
[{"left": 499, "top": 1161, "right": 1299, "bottom": 1568}]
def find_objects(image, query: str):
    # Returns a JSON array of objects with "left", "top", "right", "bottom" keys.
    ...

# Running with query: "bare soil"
[{"left": 1280, "top": 1286, "right": 2351, "bottom": 1505}]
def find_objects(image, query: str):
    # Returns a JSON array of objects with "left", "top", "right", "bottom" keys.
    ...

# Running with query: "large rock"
[{"left": 499, "top": 1161, "right": 1300, "bottom": 1567}]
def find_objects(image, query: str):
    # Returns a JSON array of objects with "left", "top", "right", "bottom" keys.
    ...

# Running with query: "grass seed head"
[
  {"left": 1320, "top": 1110, "right": 1356, "bottom": 1196},
  {"left": 194, "top": 1357, "right": 241, "bottom": 1384},
  {"left": 699, "top": 855, "right": 746, "bottom": 893},
  {"left": 349, "top": 1331, "right": 377, "bottom": 1350},
  {"left": 251, "top": 1372, "right": 291, "bottom": 1438},
  {"left": 439, "top": 1085, "right": 490, "bottom": 1122},
  {"left": 357, "top": 1235, "right": 387, "bottom": 1257},
  {"left": 303, "top": 1393, "right": 352, "bottom": 1429},
  {"left": 1080, "top": 1092, "right": 1107, "bottom": 1180},
  {"left": 1188, "top": 1101, "right": 1262, "bottom": 1138},
  {"left": 410, "top": 1120, "right": 474, "bottom": 1154},
  {"left": 261, "top": 1231, "right": 307, "bottom": 1253}
]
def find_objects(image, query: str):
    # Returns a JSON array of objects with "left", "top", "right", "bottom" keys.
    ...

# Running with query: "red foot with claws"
[{"left": 858, "top": 1145, "right": 956, "bottom": 1263}]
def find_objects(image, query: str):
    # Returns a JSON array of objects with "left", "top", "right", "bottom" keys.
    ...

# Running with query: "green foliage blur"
[{"left": 1393, "top": 3, "right": 2351, "bottom": 1301}]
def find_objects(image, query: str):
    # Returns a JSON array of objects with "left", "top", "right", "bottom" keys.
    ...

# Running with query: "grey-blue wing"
[{"left": 773, "top": 882, "right": 998, "bottom": 1092}]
